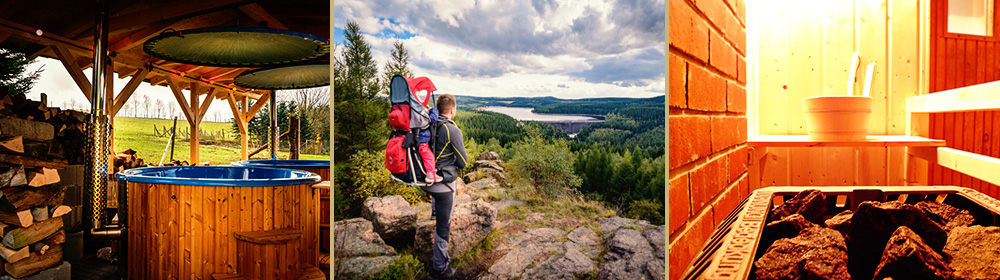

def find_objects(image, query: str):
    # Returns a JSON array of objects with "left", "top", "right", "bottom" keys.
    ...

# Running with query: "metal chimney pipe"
[{"left": 85, "top": 0, "right": 114, "bottom": 237}]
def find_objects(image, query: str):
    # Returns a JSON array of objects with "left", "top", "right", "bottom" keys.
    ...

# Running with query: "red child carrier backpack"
[{"left": 384, "top": 75, "right": 438, "bottom": 185}]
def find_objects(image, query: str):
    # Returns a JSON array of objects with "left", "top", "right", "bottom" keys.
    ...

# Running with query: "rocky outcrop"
[
  {"left": 597, "top": 217, "right": 665, "bottom": 280},
  {"left": 478, "top": 151, "right": 500, "bottom": 161},
  {"left": 361, "top": 195, "right": 417, "bottom": 240},
  {"left": 332, "top": 218, "right": 397, "bottom": 280},
  {"left": 767, "top": 189, "right": 827, "bottom": 223},
  {"left": 471, "top": 151, "right": 507, "bottom": 184},
  {"left": 484, "top": 225, "right": 605, "bottom": 280},
  {"left": 754, "top": 227, "right": 850, "bottom": 280},
  {"left": 944, "top": 226, "right": 1000, "bottom": 280},
  {"left": 873, "top": 226, "right": 954, "bottom": 280},
  {"left": 491, "top": 199, "right": 524, "bottom": 211},
  {"left": 414, "top": 199, "right": 497, "bottom": 265}
]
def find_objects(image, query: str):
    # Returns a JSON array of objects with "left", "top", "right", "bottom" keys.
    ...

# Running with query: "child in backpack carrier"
[{"left": 417, "top": 95, "right": 442, "bottom": 184}]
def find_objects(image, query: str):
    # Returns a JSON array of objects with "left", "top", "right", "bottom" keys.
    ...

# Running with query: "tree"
[
  {"left": 0, "top": 48, "right": 42, "bottom": 96},
  {"left": 333, "top": 20, "right": 388, "bottom": 163},
  {"left": 154, "top": 99, "right": 165, "bottom": 119},
  {"left": 381, "top": 40, "right": 413, "bottom": 96},
  {"left": 509, "top": 134, "right": 582, "bottom": 197},
  {"left": 142, "top": 95, "right": 152, "bottom": 118}
]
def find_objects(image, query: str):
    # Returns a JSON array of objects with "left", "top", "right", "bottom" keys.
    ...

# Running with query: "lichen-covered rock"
[
  {"left": 768, "top": 189, "right": 827, "bottom": 223},
  {"left": 598, "top": 216, "right": 654, "bottom": 238},
  {"left": 849, "top": 201, "right": 948, "bottom": 280},
  {"left": 754, "top": 227, "right": 850, "bottom": 280},
  {"left": 475, "top": 160, "right": 505, "bottom": 172},
  {"left": 642, "top": 226, "right": 665, "bottom": 260},
  {"left": 332, "top": 218, "right": 397, "bottom": 280},
  {"left": 944, "top": 226, "right": 1000, "bottom": 280},
  {"left": 484, "top": 228, "right": 566, "bottom": 280},
  {"left": 491, "top": 199, "right": 524, "bottom": 211},
  {"left": 361, "top": 195, "right": 417, "bottom": 240},
  {"left": 478, "top": 151, "right": 500, "bottom": 161},
  {"left": 915, "top": 201, "right": 975, "bottom": 231},
  {"left": 873, "top": 226, "right": 954, "bottom": 280},
  {"left": 598, "top": 227, "right": 664, "bottom": 280},
  {"left": 414, "top": 199, "right": 496, "bottom": 265},
  {"left": 467, "top": 177, "right": 500, "bottom": 191},
  {"left": 521, "top": 242, "right": 596, "bottom": 280},
  {"left": 824, "top": 210, "right": 853, "bottom": 238}
]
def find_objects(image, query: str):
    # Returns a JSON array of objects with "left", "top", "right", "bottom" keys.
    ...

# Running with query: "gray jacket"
[{"left": 433, "top": 116, "right": 468, "bottom": 182}]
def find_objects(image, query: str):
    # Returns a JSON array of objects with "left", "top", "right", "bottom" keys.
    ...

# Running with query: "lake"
[{"left": 479, "top": 106, "right": 600, "bottom": 121}]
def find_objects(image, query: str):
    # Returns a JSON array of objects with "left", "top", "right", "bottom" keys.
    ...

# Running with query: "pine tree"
[
  {"left": 0, "top": 48, "right": 42, "bottom": 96},
  {"left": 382, "top": 40, "right": 413, "bottom": 95},
  {"left": 333, "top": 20, "right": 389, "bottom": 163}
]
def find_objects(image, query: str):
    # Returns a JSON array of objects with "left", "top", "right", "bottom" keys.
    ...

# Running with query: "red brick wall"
[{"left": 668, "top": 0, "right": 747, "bottom": 278}]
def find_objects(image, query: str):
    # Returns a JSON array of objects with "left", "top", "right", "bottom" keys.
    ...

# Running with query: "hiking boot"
[{"left": 429, "top": 267, "right": 455, "bottom": 279}]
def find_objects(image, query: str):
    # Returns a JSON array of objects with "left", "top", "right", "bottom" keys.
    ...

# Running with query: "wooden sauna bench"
[{"left": 116, "top": 166, "right": 321, "bottom": 279}]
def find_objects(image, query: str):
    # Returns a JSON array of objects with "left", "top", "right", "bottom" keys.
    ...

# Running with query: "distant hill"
[{"left": 452, "top": 95, "right": 664, "bottom": 113}]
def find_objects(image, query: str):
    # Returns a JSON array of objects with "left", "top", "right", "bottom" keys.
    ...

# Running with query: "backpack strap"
[{"left": 436, "top": 123, "right": 452, "bottom": 160}]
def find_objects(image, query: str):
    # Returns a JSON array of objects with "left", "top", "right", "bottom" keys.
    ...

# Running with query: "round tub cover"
[
  {"left": 143, "top": 27, "right": 330, "bottom": 67},
  {"left": 233, "top": 62, "right": 329, "bottom": 89}
]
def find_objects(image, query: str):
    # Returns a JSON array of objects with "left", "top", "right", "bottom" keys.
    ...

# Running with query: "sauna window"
[{"left": 948, "top": 0, "right": 994, "bottom": 36}]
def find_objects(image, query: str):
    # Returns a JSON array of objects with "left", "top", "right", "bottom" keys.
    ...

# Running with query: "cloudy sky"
[{"left": 333, "top": 0, "right": 665, "bottom": 99}]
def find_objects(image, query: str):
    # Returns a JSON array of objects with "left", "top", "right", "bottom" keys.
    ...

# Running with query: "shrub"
[
  {"left": 371, "top": 254, "right": 425, "bottom": 280},
  {"left": 626, "top": 199, "right": 664, "bottom": 225},
  {"left": 508, "top": 135, "right": 581, "bottom": 197},
  {"left": 348, "top": 149, "right": 425, "bottom": 204}
]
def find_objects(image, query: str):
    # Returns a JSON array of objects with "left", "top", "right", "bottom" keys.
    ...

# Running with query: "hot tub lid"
[
  {"left": 229, "top": 160, "right": 330, "bottom": 170},
  {"left": 115, "top": 166, "right": 321, "bottom": 187}
]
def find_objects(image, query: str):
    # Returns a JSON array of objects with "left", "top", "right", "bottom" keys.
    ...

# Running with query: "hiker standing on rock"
[{"left": 425, "top": 93, "right": 468, "bottom": 279}]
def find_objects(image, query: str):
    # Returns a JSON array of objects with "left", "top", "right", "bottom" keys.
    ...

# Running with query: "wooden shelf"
[{"left": 747, "top": 135, "right": 946, "bottom": 147}]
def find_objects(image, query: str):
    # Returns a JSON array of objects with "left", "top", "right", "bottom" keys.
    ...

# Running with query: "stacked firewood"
[
  {"left": 0, "top": 95, "right": 73, "bottom": 278},
  {"left": 112, "top": 149, "right": 145, "bottom": 173}
]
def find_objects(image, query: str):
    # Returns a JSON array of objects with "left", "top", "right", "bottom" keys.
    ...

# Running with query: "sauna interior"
[{"left": 669, "top": 0, "right": 1000, "bottom": 278}]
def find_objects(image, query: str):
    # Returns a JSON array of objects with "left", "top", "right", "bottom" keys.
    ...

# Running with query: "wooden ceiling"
[{"left": 0, "top": 0, "right": 330, "bottom": 101}]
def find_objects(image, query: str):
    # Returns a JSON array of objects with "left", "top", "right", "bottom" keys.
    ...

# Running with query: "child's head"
[{"left": 437, "top": 94, "right": 457, "bottom": 117}]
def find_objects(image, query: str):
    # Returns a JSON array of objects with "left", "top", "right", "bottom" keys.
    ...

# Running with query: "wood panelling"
[
  {"left": 750, "top": 0, "right": 921, "bottom": 187},
  {"left": 927, "top": 0, "right": 1000, "bottom": 198},
  {"left": 127, "top": 182, "right": 319, "bottom": 279}
]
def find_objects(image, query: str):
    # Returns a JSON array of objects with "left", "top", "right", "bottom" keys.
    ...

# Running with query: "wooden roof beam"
[
  {"left": 226, "top": 91, "right": 247, "bottom": 133},
  {"left": 244, "top": 91, "right": 269, "bottom": 122},
  {"left": 51, "top": 46, "right": 92, "bottom": 103},
  {"left": 104, "top": 0, "right": 249, "bottom": 36},
  {"left": 238, "top": 3, "right": 287, "bottom": 29},
  {"left": 167, "top": 75, "right": 195, "bottom": 125},
  {"left": 0, "top": 31, "right": 11, "bottom": 43},
  {"left": 111, "top": 67, "right": 149, "bottom": 117},
  {"left": 107, "top": 21, "right": 177, "bottom": 52},
  {"left": 198, "top": 88, "right": 217, "bottom": 122}
]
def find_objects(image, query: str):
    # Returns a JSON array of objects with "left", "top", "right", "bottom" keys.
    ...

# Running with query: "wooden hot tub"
[{"left": 116, "top": 166, "right": 321, "bottom": 279}]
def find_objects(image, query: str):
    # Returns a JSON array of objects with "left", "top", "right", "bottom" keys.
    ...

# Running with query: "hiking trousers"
[{"left": 425, "top": 181, "right": 456, "bottom": 272}]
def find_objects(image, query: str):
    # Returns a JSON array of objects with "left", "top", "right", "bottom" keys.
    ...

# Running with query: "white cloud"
[{"left": 336, "top": 0, "right": 667, "bottom": 98}]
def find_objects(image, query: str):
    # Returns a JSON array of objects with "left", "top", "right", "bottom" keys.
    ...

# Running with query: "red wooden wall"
[{"left": 929, "top": 0, "right": 1000, "bottom": 198}]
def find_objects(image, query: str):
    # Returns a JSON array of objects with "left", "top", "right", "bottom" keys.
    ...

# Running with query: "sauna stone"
[
  {"left": 754, "top": 227, "right": 850, "bottom": 280},
  {"left": 767, "top": 189, "right": 827, "bottom": 223},
  {"left": 873, "top": 226, "right": 954, "bottom": 280},
  {"left": 761, "top": 214, "right": 817, "bottom": 249},
  {"left": 824, "top": 210, "right": 853, "bottom": 238},
  {"left": 943, "top": 226, "right": 1000, "bottom": 280},
  {"left": 849, "top": 201, "right": 948, "bottom": 279},
  {"left": 915, "top": 201, "right": 975, "bottom": 232}
]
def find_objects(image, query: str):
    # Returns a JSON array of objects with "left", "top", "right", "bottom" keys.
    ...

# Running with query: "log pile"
[
  {"left": 0, "top": 95, "right": 75, "bottom": 279},
  {"left": 112, "top": 149, "right": 145, "bottom": 173}
]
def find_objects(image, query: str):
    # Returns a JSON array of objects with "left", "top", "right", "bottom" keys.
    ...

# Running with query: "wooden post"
[
  {"left": 105, "top": 58, "right": 115, "bottom": 173},
  {"left": 241, "top": 99, "right": 248, "bottom": 160},
  {"left": 190, "top": 84, "right": 200, "bottom": 164},
  {"left": 290, "top": 115, "right": 299, "bottom": 160}
]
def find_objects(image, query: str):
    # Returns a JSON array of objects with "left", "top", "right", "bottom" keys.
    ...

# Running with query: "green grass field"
[{"left": 112, "top": 117, "right": 328, "bottom": 165}]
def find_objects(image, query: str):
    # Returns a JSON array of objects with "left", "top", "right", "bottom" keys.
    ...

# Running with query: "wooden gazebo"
[{"left": 0, "top": 0, "right": 329, "bottom": 163}]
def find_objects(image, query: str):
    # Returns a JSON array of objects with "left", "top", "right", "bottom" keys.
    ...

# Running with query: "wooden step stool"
[{"left": 232, "top": 229, "right": 302, "bottom": 280}]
